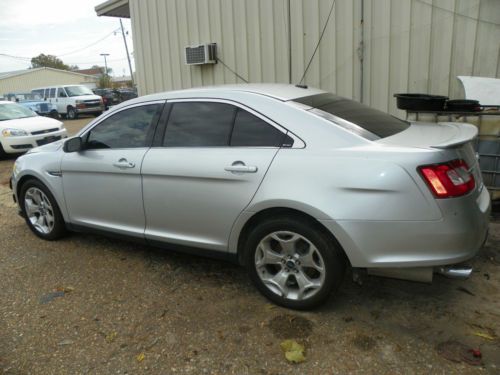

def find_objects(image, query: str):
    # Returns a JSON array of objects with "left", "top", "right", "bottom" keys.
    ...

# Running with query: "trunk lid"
[
  {"left": 377, "top": 122, "right": 478, "bottom": 149},
  {"left": 378, "top": 121, "right": 484, "bottom": 194}
]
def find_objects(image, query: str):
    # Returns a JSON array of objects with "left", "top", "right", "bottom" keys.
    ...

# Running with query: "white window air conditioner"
[{"left": 185, "top": 43, "right": 217, "bottom": 65}]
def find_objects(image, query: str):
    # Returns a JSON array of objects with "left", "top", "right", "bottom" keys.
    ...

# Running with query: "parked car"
[
  {"left": 0, "top": 101, "right": 67, "bottom": 158},
  {"left": 10, "top": 84, "right": 490, "bottom": 309},
  {"left": 92, "top": 88, "right": 120, "bottom": 110},
  {"left": 31, "top": 85, "right": 104, "bottom": 119},
  {"left": 4, "top": 92, "right": 59, "bottom": 118},
  {"left": 115, "top": 88, "right": 137, "bottom": 102}
]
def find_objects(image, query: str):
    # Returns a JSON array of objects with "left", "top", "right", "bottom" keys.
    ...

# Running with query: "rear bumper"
[{"left": 321, "top": 186, "right": 491, "bottom": 268}]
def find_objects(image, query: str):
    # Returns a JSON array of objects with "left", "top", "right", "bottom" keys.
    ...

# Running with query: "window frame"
[
  {"left": 80, "top": 100, "right": 165, "bottom": 151},
  {"left": 155, "top": 98, "right": 304, "bottom": 149}
]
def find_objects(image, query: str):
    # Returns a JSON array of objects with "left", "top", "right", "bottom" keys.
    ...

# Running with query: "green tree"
[
  {"left": 97, "top": 74, "right": 112, "bottom": 88},
  {"left": 31, "top": 54, "right": 72, "bottom": 70}
]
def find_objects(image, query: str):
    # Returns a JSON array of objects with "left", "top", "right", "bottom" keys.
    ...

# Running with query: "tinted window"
[
  {"left": 294, "top": 93, "right": 409, "bottom": 139},
  {"left": 86, "top": 104, "right": 161, "bottom": 149},
  {"left": 231, "top": 109, "right": 285, "bottom": 147},
  {"left": 49, "top": 88, "right": 56, "bottom": 98},
  {"left": 164, "top": 102, "right": 236, "bottom": 147},
  {"left": 32, "top": 89, "right": 44, "bottom": 97}
]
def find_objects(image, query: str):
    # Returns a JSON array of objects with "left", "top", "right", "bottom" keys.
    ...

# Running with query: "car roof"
[{"left": 138, "top": 84, "right": 326, "bottom": 102}]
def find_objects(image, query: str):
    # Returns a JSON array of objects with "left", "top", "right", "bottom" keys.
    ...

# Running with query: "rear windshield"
[{"left": 293, "top": 93, "right": 409, "bottom": 139}]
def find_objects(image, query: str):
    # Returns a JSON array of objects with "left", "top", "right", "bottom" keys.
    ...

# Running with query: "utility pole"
[
  {"left": 100, "top": 53, "right": 110, "bottom": 75},
  {"left": 120, "top": 19, "right": 134, "bottom": 87}
]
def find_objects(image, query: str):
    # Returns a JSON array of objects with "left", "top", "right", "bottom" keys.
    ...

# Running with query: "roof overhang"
[{"left": 95, "top": 0, "right": 130, "bottom": 18}]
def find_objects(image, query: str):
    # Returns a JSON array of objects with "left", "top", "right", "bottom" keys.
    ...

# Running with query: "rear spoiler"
[
  {"left": 431, "top": 122, "right": 478, "bottom": 149},
  {"left": 377, "top": 122, "right": 478, "bottom": 149}
]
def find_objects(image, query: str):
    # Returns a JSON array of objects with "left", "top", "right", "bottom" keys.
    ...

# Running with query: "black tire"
[
  {"left": 49, "top": 110, "right": 60, "bottom": 119},
  {"left": 0, "top": 143, "right": 7, "bottom": 159},
  {"left": 19, "top": 179, "right": 66, "bottom": 240},
  {"left": 94, "top": 111, "right": 103, "bottom": 117},
  {"left": 244, "top": 216, "right": 346, "bottom": 310},
  {"left": 67, "top": 106, "right": 78, "bottom": 120}
]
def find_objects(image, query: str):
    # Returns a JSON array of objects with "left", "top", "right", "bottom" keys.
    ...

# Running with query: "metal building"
[
  {"left": 96, "top": 0, "right": 500, "bottom": 116},
  {"left": 0, "top": 67, "right": 99, "bottom": 97}
]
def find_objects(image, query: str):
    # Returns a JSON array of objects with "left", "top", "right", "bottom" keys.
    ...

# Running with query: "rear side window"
[
  {"left": 86, "top": 104, "right": 161, "bottom": 149},
  {"left": 49, "top": 88, "right": 56, "bottom": 98},
  {"left": 164, "top": 102, "right": 236, "bottom": 147},
  {"left": 163, "top": 102, "right": 288, "bottom": 147},
  {"left": 231, "top": 110, "right": 285, "bottom": 147},
  {"left": 293, "top": 93, "right": 409, "bottom": 139}
]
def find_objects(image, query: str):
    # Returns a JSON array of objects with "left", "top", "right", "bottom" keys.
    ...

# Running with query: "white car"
[
  {"left": 0, "top": 101, "right": 67, "bottom": 157},
  {"left": 10, "top": 85, "right": 490, "bottom": 309}
]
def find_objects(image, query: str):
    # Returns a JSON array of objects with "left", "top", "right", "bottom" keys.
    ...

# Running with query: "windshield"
[
  {"left": 64, "top": 85, "right": 94, "bottom": 97},
  {"left": 0, "top": 103, "right": 37, "bottom": 121},
  {"left": 293, "top": 93, "right": 410, "bottom": 139}
]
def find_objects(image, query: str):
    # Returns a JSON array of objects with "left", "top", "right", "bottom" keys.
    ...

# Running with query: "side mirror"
[{"left": 63, "top": 137, "right": 83, "bottom": 153}]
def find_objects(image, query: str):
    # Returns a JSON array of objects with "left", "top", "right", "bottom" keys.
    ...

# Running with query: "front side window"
[
  {"left": 86, "top": 104, "right": 161, "bottom": 149},
  {"left": 163, "top": 101, "right": 287, "bottom": 148}
]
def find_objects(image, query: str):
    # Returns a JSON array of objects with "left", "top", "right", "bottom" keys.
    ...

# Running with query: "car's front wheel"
[
  {"left": 245, "top": 216, "right": 346, "bottom": 310},
  {"left": 67, "top": 106, "right": 78, "bottom": 120},
  {"left": 20, "top": 179, "right": 66, "bottom": 240}
]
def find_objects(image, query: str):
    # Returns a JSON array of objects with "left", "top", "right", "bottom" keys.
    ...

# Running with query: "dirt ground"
[{"left": 0, "top": 117, "right": 499, "bottom": 374}]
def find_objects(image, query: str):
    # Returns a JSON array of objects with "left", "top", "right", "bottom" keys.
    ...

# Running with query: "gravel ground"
[{"left": 0, "top": 117, "right": 499, "bottom": 374}]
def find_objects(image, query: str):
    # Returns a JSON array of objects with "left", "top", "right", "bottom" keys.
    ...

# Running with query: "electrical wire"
[
  {"left": 298, "top": 0, "right": 336, "bottom": 85},
  {"left": 216, "top": 57, "right": 249, "bottom": 83},
  {"left": 55, "top": 28, "right": 121, "bottom": 57}
]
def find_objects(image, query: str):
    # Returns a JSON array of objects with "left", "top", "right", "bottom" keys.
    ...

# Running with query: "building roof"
[
  {"left": 74, "top": 68, "right": 104, "bottom": 76},
  {"left": 95, "top": 0, "right": 130, "bottom": 18},
  {"left": 0, "top": 67, "right": 99, "bottom": 81}
]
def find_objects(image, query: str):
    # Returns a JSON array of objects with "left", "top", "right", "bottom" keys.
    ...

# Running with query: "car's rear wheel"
[
  {"left": 67, "top": 106, "right": 78, "bottom": 120},
  {"left": 245, "top": 217, "right": 346, "bottom": 310},
  {"left": 20, "top": 179, "right": 66, "bottom": 240}
]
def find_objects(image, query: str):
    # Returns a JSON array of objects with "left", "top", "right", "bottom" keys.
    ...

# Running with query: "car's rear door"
[
  {"left": 61, "top": 101, "right": 163, "bottom": 237},
  {"left": 141, "top": 99, "right": 288, "bottom": 251}
]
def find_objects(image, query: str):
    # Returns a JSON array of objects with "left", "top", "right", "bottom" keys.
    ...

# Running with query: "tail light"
[{"left": 419, "top": 159, "right": 475, "bottom": 198}]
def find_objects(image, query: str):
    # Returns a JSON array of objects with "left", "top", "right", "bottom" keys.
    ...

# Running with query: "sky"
[{"left": 0, "top": 0, "right": 134, "bottom": 77}]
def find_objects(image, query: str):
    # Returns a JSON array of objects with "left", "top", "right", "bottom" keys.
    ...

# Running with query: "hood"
[
  {"left": 0, "top": 115, "right": 63, "bottom": 132},
  {"left": 377, "top": 122, "right": 478, "bottom": 149},
  {"left": 27, "top": 139, "right": 65, "bottom": 154}
]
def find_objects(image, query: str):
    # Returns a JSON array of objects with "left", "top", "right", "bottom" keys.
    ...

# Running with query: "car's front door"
[
  {"left": 61, "top": 102, "right": 163, "bottom": 237},
  {"left": 141, "top": 100, "right": 290, "bottom": 251}
]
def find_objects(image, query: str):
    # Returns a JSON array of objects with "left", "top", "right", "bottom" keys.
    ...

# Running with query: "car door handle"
[
  {"left": 113, "top": 158, "right": 135, "bottom": 169},
  {"left": 224, "top": 162, "right": 258, "bottom": 174}
]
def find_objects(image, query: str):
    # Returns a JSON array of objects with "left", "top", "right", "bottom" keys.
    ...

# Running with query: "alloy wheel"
[{"left": 254, "top": 231, "right": 326, "bottom": 301}]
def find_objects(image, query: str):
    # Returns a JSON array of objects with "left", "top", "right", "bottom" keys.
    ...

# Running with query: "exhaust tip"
[{"left": 436, "top": 265, "right": 473, "bottom": 280}]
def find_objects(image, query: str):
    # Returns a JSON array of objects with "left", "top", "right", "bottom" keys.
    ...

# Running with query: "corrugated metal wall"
[
  {"left": 129, "top": 0, "right": 500, "bottom": 116},
  {"left": 0, "top": 69, "right": 98, "bottom": 95}
]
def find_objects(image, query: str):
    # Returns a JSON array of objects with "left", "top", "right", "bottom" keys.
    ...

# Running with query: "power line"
[
  {"left": 55, "top": 28, "right": 121, "bottom": 57},
  {"left": 298, "top": 0, "right": 336, "bottom": 85}
]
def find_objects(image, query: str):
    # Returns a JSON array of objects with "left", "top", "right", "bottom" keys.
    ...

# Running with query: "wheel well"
[
  {"left": 16, "top": 175, "right": 38, "bottom": 199},
  {"left": 236, "top": 207, "right": 350, "bottom": 266}
]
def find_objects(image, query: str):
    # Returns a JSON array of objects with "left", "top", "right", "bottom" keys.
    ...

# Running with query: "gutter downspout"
[
  {"left": 288, "top": 0, "right": 292, "bottom": 84},
  {"left": 358, "top": 0, "right": 365, "bottom": 103}
]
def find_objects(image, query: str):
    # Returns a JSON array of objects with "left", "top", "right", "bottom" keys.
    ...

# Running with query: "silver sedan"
[{"left": 10, "top": 84, "right": 490, "bottom": 309}]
